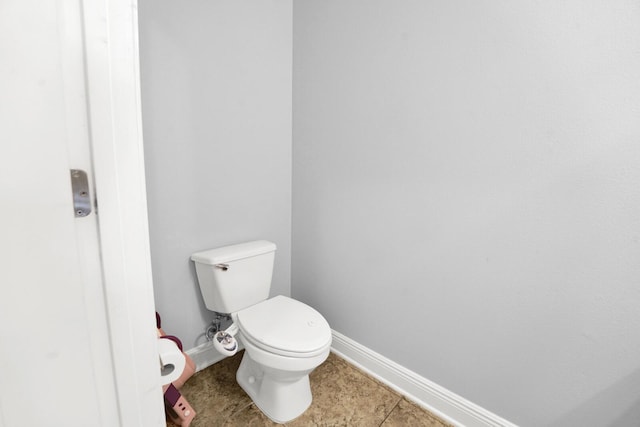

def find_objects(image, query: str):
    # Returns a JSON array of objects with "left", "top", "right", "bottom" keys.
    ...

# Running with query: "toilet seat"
[{"left": 237, "top": 295, "right": 331, "bottom": 358}]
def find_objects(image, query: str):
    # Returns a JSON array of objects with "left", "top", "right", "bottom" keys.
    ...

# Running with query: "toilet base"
[{"left": 236, "top": 352, "right": 312, "bottom": 424}]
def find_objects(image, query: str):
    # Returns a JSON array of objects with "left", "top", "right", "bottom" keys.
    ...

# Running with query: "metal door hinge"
[{"left": 70, "top": 169, "right": 92, "bottom": 217}]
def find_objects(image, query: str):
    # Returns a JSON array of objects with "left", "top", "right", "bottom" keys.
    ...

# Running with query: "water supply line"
[{"left": 205, "top": 312, "right": 231, "bottom": 341}]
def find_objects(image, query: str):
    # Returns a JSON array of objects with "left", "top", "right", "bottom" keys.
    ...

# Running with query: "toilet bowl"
[
  {"left": 233, "top": 296, "right": 331, "bottom": 423},
  {"left": 191, "top": 241, "right": 332, "bottom": 423}
]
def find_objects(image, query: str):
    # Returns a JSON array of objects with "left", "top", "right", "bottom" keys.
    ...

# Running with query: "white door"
[{"left": 0, "top": 1, "right": 161, "bottom": 425}]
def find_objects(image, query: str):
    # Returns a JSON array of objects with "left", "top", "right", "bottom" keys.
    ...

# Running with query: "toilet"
[{"left": 191, "top": 240, "right": 332, "bottom": 423}]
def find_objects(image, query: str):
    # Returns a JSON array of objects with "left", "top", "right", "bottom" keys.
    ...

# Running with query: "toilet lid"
[{"left": 237, "top": 295, "right": 331, "bottom": 355}]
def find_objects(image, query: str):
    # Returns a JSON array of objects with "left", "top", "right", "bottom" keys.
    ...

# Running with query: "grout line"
[
  {"left": 226, "top": 400, "right": 254, "bottom": 420},
  {"left": 379, "top": 397, "right": 403, "bottom": 426},
  {"left": 331, "top": 352, "right": 452, "bottom": 427}
]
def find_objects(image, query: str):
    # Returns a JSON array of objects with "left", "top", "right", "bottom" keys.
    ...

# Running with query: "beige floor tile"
[
  {"left": 169, "top": 351, "right": 252, "bottom": 427},
  {"left": 381, "top": 398, "right": 454, "bottom": 427},
  {"left": 167, "top": 350, "right": 451, "bottom": 427},
  {"left": 221, "top": 403, "right": 280, "bottom": 427},
  {"left": 286, "top": 353, "right": 402, "bottom": 426}
]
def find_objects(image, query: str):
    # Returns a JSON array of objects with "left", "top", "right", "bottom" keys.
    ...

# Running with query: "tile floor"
[{"left": 169, "top": 350, "right": 453, "bottom": 427}]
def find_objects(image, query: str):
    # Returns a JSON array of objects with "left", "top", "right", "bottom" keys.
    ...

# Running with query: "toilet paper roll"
[{"left": 158, "top": 338, "right": 186, "bottom": 386}]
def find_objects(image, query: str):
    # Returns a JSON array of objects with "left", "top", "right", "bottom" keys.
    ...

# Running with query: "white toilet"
[{"left": 191, "top": 240, "right": 332, "bottom": 423}]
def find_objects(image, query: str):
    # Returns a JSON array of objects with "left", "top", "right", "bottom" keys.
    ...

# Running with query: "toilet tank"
[{"left": 191, "top": 240, "right": 276, "bottom": 313}]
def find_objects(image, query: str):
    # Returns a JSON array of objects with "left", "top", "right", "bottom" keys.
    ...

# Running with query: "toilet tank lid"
[{"left": 191, "top": 240, "right": 276, "bottom": 265}]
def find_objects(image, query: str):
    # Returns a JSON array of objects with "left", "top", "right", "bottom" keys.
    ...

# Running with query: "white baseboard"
[
  {"left": 330, "top": 330, "right": 517, "bottom": 427},
  {"left": 185, "top": 341, "right": 244, "bottom": 372}
]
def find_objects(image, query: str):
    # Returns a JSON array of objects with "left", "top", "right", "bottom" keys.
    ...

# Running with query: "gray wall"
[
  {"left": 139, "top": 0, "right": 292, "bottom": 348},
  {"left": 139, "top": 1, "right": 640, "bottom": 425},
  {"left": 292, "top": 1, "right": 640, "bottom": 426}
]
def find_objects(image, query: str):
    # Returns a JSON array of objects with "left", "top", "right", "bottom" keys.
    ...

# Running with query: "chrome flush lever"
[{"left": 215, "top": 264, "right": 229, "bottom": 271}]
